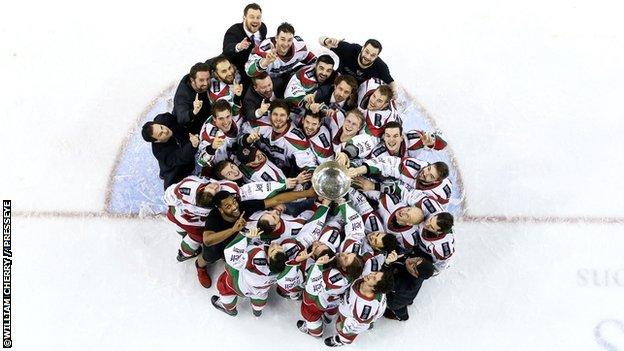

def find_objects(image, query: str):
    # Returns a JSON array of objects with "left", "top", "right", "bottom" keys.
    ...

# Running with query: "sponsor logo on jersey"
[
  {"left": 261, "top": 172, "right": 274, "bottom": 182},
  {"left": 329, "top": 273, "right": 342, "bottom": 284},
  {"left": 360, "top": 305, "right": 372, "bottom": 320},
  {"left": 253, "top": 258, "right": 268, "bottom": 266},
  {"left": 319, "top": 133, "right": 330, "bottom": 148},
  {"left": 423, "top": 199, "right": 436, "bottom": 214},
  {"left": 179, "top": 187, "right": 191, "bottom": 196},
  {"left": 405, "top": 159, "right": 421, "bottom": 171},
  {"left": 374, "top": 113, "right": 382, "bottom": 126},
  {"left": 443, "top": 184, "right": 452, "bottom": 197}
]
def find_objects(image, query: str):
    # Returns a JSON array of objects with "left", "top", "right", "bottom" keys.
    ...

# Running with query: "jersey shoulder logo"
[
  {"left": 291, "top": 128, "right": 306, "bottom": 139},
  {"left": 261, "top": 172, "right": 274, "bottom": 182},
  {"left": 179, "top": 187, "right": 191, "bottom": 196}
]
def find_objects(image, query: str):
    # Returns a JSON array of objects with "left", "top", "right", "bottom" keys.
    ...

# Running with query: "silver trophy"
[{"left": 311, "top": 161, "right": 352, "bottom": 201}]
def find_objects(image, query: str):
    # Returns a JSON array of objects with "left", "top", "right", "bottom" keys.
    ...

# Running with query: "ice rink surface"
[{"left": 2, "top": 0, "right": 623, "bottom": 350}]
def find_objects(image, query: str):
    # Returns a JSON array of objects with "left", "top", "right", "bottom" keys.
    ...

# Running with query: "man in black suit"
[
  {"left": 141, "top": 113, "right": 199, "bottom": 189},
  {"left": 384, "top": 255, "right": 435, "bottom": 321},
  {"left": 222, "top": 3, "right": 267, "bottom": 89},
  {"left": 242, "top": 72, "right": 274, "bottom": 121}
]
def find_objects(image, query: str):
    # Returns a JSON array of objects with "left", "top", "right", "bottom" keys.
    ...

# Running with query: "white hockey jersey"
[
  {"left": 364, "top": 156, "right": 453, "bottom": 205},
  {"left": 357, "top": 78, "right": 399, "bottom": 138},
  {"left": 208, "top": 70, "right": 242, "bottom": 114},
  {"left": 337, "top": 279, "right": 387, "bottom": 334},
  {"left": 416, "top": 227, "right": 455, "bottom": 273},
  {"left": 223, "top": 234, "right": 277, "bottom": 298},
  {"left": 198, "top": 112, "right": 248, "bottom": 166},
  {"left": 245, "top": 36, "right": 316, "bottom": 78},
  {"left": 163, "top": 176, "right": 213, "bottom": 227},
  {"left": 249, "top": 117, "right": 316, "bottom": 171},
  {"left": 370, "top": 130, "right": 447, "bottom": 159}
]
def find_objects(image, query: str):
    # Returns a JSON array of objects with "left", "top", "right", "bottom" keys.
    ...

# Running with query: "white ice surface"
[{"left": 2, "top": 0, "right": 624, "bottom": 350}]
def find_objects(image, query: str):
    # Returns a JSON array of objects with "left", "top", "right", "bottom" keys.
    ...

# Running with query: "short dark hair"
[
  {"left": 212, "top": 99, "right": 232, "bottom": 116},
  {"left": 276, "top": 22, "right": 295, "bottom": 36},
  {"left": 196, "top": 187, "right": 215, "bottom": 208},
  {"left": 190, "top": 62, "right": 210, "bottom": 79},
  {"left": 257, "top": 217, "right": 276, "bottom": 237},
  {"left": 212, "top": 160, "right": 233, "bottom": 180},
  {"left": 211, "top": 190, "right": 235, "bottom": 209},
  {"left": 334, "top": 75, "right": 358, "bottom": 93},
  {"left": 270, "top": 99, "right": 291, "bottom": 116},
  {"left": 304, "top": 111, "right": 323, "bottom": 121},
  {"left": 252, "top": 71, "right": 271, "bottom": 86},
  {"left": 384, "top": 121, "right": 403, "bottom": 134},
  {"left": 268, "top": 251, "right": 287, "bottom": 273},
  {"left": 436, "top": 212, "right": 454, "bottom": 232},
  {"left": 243, "top": 3, "right": 262, "bottom": 16},
  {"left": 372, "top": 271, "right": 394, "bottom": 293},
  {"left": 376, "top": 84, "right": 394, "bottom": 101},
  {"left": 343, "top": 256, "right": 364, "bottom": 282},
  {"left": 380, "top": 233, "right": 398, "bottom": 253},
  {"left": 432, "top": 162, "right": 450, "bottom": 180},
  {"left": 416, "top": 258, "right": 435, "bottom": 279},
  {"left": 317, "top": 54, "right": 335, "bottom": 67},
  {"left": 141, "top": 122, "right": 156, "bottom": 142},
  {"left": 364, "top": 39, "right": 383, "bottom": 53},
  {"left": 209, "top": 55, "right": 230, "bottom": 73}
]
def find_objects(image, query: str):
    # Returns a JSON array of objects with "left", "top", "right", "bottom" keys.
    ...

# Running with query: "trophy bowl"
[{"left": 311, "top": 161, "right": 351, "bottom": 201}]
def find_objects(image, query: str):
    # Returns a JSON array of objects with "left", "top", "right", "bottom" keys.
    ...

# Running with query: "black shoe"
[
  {"left": 176, "top": 249, "right": 200, "bottom": 262},
  {"left": 324, "top": 336, "right": 344, "bottom": 347},
  {"left": 252, "top": 309, "right": 262, "bottom": 317},
  {"left": 211, "top": 295, "right": 237, "bottom": 316}
]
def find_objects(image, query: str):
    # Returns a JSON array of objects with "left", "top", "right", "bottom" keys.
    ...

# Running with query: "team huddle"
[{"left": 141, "top": 3, "right": 456, "bottom": 347}]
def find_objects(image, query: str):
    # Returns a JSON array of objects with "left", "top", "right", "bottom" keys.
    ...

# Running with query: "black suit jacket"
[
  {"left": 151, "top": 113, "right": 198, "bottom": 189},
  {"left": 222, "top": 22, "right": 268, "bottom": 78}
]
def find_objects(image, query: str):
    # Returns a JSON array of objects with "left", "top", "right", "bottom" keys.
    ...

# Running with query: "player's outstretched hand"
[
  {"left": 296, "top": 170, "right": 312, "bottom": 184},
  {"left": 417, "top": 130, "right": 435, "bottom": 147},
  {"left": 352, "top": 177, "right": 375, "bottom": 191}
]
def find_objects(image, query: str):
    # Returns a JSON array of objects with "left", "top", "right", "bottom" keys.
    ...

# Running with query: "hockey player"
[
  {"left": 324, "top": 270, "right": 395, "bottom": 347},
  {"left": 327, "top": 109, "right": 378, "bottom": 167},
  {"left": 300, "top": 112, "right": 333, "bottom": 165},
  {"left": 244, "top": 100, "right": 316, "bottom": 176},
  {"left": 349, "top": 155, "right": 453, "bottom": 205},
  {"left": 163, "top": 176, "right": 220, "bottom": 261},
  {"left": 211, "top": 228, "right": 288, "bottom": 317},
  {"left": 197, "top": 100, "right": 251, "bottom": 166},
  {"left": 274, "top": 199, "right": 332, "bottom": 300},
  {"left": 415, "top": 212, "right": 456, "bottom": 273},
  {"left": 207, "top": 55, "right": 243, "bottom": 115},
  {"left": 357, "top": 78, "right": 399, "bottom": 138},
  {"left": 245, "top": 22, "right": 316, "bottom": 95},
  {"left": 370, "top": 121, "right": 447, "bottom": 159},
  {"left": 234, "top": 145, "right": 312, "bottom": 186},
  {"left": 296, "top": 247, "right": 364, "bottom": 338},
  {"left": 284, "top": 54, "right": 336, "bottom": 107}
]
